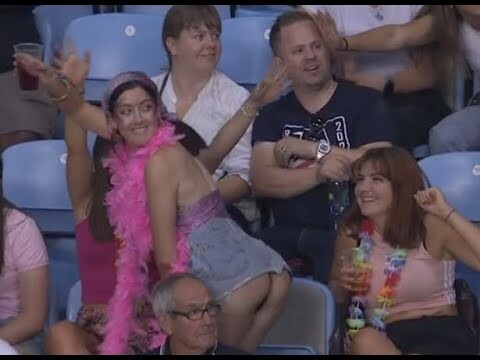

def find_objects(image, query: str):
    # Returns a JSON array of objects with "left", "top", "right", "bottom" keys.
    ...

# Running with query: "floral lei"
[{"left": 346, "top": 219, "right": 408, "bottom": 338}]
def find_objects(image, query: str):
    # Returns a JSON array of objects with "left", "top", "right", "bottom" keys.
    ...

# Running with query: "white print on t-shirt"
[{"left": 283, "top": 116, "right": 351, "bottom": 149}]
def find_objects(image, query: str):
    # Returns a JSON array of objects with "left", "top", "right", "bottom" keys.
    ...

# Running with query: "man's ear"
[{"left": 158, "top": 314, "right": 174, "bottom": 336}]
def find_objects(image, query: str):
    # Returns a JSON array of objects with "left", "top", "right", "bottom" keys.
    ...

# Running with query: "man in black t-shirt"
[{"left": 250, "top": 10, "right": 399, "bottom": 283}]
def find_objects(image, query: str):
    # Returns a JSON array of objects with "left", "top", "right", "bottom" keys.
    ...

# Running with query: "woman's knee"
[
  {"left": 349, "top": 327, "right": 386, "bottom": 354},
  {"left": 267, "top": 271, "right": 291, "bottom": 304}
]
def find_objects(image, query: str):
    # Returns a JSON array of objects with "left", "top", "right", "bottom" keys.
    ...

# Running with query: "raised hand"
[
  {"left": 52, "top": 42, "right": 91, "bottom": 88},
  {"left": 14, "top": 52, "right": 56, "bottom": 85},
  {"left": 414, "top": 187, "right": 453, "bottom": 220},
  {"left": 311, "top": 11, "right": 344, "bottom": 51},
  {"left": 249, "top": 62, "right": 288, "bottom": 109}
]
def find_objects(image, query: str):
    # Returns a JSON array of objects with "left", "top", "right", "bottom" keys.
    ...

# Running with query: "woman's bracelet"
[
  {"left": 341, "top": 37, "right": 349, "bottom": 51},
  {"left": 444, "top": 208, "right": 456, "bottom": 223},
  {"left": 48, "top": 76, "right": 72, "bottom": 102},
  {"left": 240, "top": 101, "right": 259, "bottom": 118}
]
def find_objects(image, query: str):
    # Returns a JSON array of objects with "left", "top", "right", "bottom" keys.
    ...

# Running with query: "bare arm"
[
  {"left": 217, "top": 175, "right": 251, "bottom": 204},
  {"left": 146, "top": 146, "right": 181, "bottom": 279},
  {"left": 416, "top": 188, "right": 480, "bottom": 271},
  {"left": 311, "top": 9, "right": 435, "bottom": 52},
  {"left": 65, "top": 117, "right": 93, "bottom": 221},
  {"left": 0, "top": 267, "right": 48, "bottom": 345},
  {"left": 197, "top": 97, "right": 260, "bottom": 174},
  {"left": 344, "top": 14, "right": 435, "bottom": 52},
  {"left": 347, "top": 55, "right": 437, "bottom": 93},
  {"left": 250, "top": 142, "right": 324, "bottom": 199}
]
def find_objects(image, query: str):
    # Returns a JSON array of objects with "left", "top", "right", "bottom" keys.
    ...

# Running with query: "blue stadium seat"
[
  {"left": 256, "top": 344, "right": 315, "bottom": 355},
  {"left": 33, "top": 5, "right": 93, "bottom": 63},
  {"left": 260, "top": 277, "right": 335, "bottom": 355},
  {"left": 122, "top": 5, "right": 232, "bottom": 19},
  {"left": 419, "top": 152, "right": 480, "bottom": 222},
  {"left": 3, "top": 139, "right": 80, "bottom": 322},
  {"left": 67, "top": 280, "right": 82, "bottom": 322},
  {"left": 218, "top": 17, "right": 275, "bottom": 88},
  {"left": 235, "top": 5, "right": 291, "bottom": 18},
  {"left": 64, "top": 13, "right": 169, "bottom": 102}
]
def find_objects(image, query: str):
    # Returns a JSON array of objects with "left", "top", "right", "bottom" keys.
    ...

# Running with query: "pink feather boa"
[{"left": 98, "top": 124, "right": 191, "bottom": 355}]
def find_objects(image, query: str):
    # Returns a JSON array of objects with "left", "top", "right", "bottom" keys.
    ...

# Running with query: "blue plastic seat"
[
  {"left": 218, "top": 17, "right": 275, "bottom": 88},
  {"left": 256, "top": 344, "right": 315, "bottom": 355},
  {"left": 235, "top": 5, "right": 291, "bottom": 18},
  {"left": 67, "top": 280, "right": 82, "bottom": 322},
  {"left": 122, "top": 5, "right": 231, "bottom": 19},
  {"left": 33, "top": 5, "right": 93, "bottom": 63},
  {"left": 260, "top": 277, "right": 335, "bottom": 355},
  {"left": 63, "top": 13, "right": 169, "bottom": 102},
  {"left": 3, "top": 139, "right": 80, "bottom": 322}
]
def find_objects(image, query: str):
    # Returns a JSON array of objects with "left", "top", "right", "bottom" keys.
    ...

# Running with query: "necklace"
[{"left": 345, "top": 219, "right": 408, "bottom": 338}]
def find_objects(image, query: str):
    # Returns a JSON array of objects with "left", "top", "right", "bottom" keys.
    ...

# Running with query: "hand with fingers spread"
[
  {"left": 414, "top": 187, "right": 454, "bottom": 221},
  {"left": 249, "top": 62, "right": 289, "bottom": 110},
  {"left": 311, "top": 11, "right": 344, "bottom": 51},
  {"left": 51, "top": 45, "right": 91, "bottom": 88},
  {"left": 274, "top": 137, "right": 316, "bottom": 168}
]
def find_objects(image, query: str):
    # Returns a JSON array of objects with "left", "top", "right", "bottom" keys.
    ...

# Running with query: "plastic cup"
[
  {"left": 14, "top": 43, "right": 43, "bottom": 91},
  {"left": 342, "top": 247, "right": 371, "bottom": 292}
]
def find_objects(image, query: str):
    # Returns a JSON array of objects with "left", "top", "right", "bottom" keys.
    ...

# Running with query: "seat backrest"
[
  {"left": 234, "top": 5, "right": 291, "bottom": 18},
  {"left": 218, "top": 17, "right": 275, "bottom": 87},
  {"left": 418, "top": 152, "right": 480, "bottom": 222},
  {"left": 67, "top": 280, "right": 83, "bottom": 322},
  {"left": 255, "top": 344, "right": 316, "bottom": 355},
  {"left": 64, "top": 13, "right": 168, "bottom": 81},
  {"left": 261, "top": 277, "right": 335, "bottom": 355},
  {"left": 3, "top": 140, "right": 74, "bottom": 235},
  {"left": 33, "top": 5, "right": 93, "bottom": 62},
  {"left": 122, "top": 5, "right": 231, "bottom": 19}
]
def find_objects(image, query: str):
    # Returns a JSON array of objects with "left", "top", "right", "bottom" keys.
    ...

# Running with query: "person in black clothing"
[
  {"left": 250, "top": 10, "right": 399, "bottom": 283},
  {"left": 142, "top": 273, "right": 250, "bottom": 356},
  {"left": 0, "top": 5, "right": 56, "bottom": 151}
]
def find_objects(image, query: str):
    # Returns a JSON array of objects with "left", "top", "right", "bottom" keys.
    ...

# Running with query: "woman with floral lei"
[{"left": 329, "top": 146, "right": 478, "bottom": 355}]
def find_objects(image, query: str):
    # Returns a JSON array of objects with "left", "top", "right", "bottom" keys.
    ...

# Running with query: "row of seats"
[{"left": 3, "top": 135, "right": 480, "bottom": 353}]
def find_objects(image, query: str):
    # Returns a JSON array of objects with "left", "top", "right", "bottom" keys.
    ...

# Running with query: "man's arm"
[{"left": 251, "top": 142, "right": 323, "bottom": 199}]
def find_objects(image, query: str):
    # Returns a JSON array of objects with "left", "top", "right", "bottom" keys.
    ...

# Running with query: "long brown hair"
[
  {"left": 341, "top": 147, "right": 426, "bottom": 249},
  {"left": 88, "top": 137, "right": 114, "bottom": 242}
]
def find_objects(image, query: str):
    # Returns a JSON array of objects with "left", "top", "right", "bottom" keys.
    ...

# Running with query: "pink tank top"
[
  {"left": 75, "top": 218, "right": 116, "bottom": 304},
  {"left": 365, "top": 232, "right": 456, "bottom": 317}
]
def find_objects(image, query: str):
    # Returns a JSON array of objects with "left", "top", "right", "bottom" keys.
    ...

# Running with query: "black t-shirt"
[{"left": 252, "top": 81, "right": 399, "bottom": 230}]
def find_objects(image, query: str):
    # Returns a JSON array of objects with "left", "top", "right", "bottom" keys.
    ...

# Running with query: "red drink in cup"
[{"left": 14, "top": 43, "right": 43, "bottom": 91}]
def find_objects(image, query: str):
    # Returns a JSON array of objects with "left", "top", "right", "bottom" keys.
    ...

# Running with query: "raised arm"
[
  {"left": 415, "top": 188, "right": 480, "bottom": 271},
  {"left": 14, "top": 50, "right": 111, "bottom": 139},
  {"left": 65, "top": 116, "right": 94, "bottom": 221},
  {"left": 310, "top": 10, "right": 435, "bottom": 52},
  {"left": 197, "top": 66, "right": 287, "bottom": 174}
]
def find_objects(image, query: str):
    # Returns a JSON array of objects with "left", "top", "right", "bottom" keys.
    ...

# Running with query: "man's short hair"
[
  {"left": 151, "top": 273, "right": 208, "bottom": 316},
  {"left": 269, "top": 10, "right": 318, "bottom": 56}
]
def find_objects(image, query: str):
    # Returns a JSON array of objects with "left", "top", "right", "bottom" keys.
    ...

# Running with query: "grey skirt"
[{"left": 187, "top": 216, "right": 290, "bottom": 300}]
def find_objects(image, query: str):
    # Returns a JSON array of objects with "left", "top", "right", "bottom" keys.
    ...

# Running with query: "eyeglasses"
[{"left": 169, "top": 303, "right": 221, "bottom": 321}]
